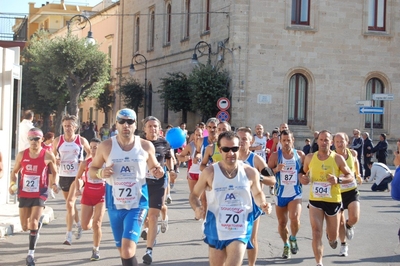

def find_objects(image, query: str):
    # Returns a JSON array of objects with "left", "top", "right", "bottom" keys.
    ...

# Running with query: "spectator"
[
  {"left": 351, "top": 129, "right": 363, "bottom": 178},
  {"left": 310, "top": 131, "right": 319, "bottom": 153},
  {"left": 367, "top": 161, "right": 393, "bottom": 191},
  {"left": 371, "top": 133, "right": 388, "bottom": 164},
  {"left": 18, "top": 110, "right": 34, "bottom": 152},
  {"left": 99, "top": 123, "right": 110, "bottom": 141},
  {"left": 82, "top": 123, "right": 96, "bottom": 142},
  {"left": 302, "top": 138, "right": 311, "bottom": 155},
  {"left": 362, "top": 132, "right": 373, "bottom": 180},
  {"left": 110, "top": 124, "right": 118, "bottom": 137}
]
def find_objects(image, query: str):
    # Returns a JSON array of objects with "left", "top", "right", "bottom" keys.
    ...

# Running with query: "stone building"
[{"left": 121, "top": 0, "right": 399, "bottom": 155}]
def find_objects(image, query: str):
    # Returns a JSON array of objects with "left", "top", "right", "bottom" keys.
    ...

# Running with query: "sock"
[
  {"left": 67, "top": 231, "right": 72, "bottom": 237},
  {"left": 341, "top": 242, "right": 346, "bottom": 246},
  {"left": 146, "top": 247, "right": 153, "bottom": 251},
  {"left": 28, "top": 250, "right": 35, "bottom": 256},
  {"left": 289, "top": 235, "right": 296, "bottom": 241},
  {"left": 76, "top": 221, "right": 81, "bottom": 227},
  {"left": 346, "top": 222, "right": 352, "bottom": 229},
  {"left": 121, "top": 256, "right": 138, "bottom": 266},
  {"left": 93, "top": 246, "right": 99, "bottom": 251},
  {"left": 284, "top": 242, "right": 290, "bottom": 247},
  {"left": 29, "top": 230, "right": 38, "bottom": 250}
]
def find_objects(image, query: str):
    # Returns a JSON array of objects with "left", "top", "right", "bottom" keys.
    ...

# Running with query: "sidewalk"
[{"left": 0, "top": 201, "right": 54, "bottom": 238}]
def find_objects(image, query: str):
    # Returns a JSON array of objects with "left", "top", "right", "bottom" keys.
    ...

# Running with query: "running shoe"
[
  {"left": 90, "top": 249, "right": 100, "bottom": 261},
  {"left": 329, "top": 239, "right": 338, "bottom": 249},
  {"left": 289, "top": 238, "right": 299, "bottom": 254},
  {"left": 346, "top": 224, "right": 354, "bottom": 240},
  {"left": 141, "top": 228, "right": 148, "bottom": 240},
  {"left": 166, "top": 195, "right": 172, "bottom": 204},
  {"left": 63, "top": 232, "right": 72, "bottom": 245},
  {"left": 161, "top": 216, "right": 169, "bottom": 233},
  {"left": 339, "top": 244, "right": 348, "bottom": 257},
  {"left": 49, "top": 188, "right": 56, "bottom": 199},
  {"left": 26, "top": 255, "right": 35, "bottom": 266},
  {"left": 282, "top": 244, "right": 291, "bottom": 259},
  {"left": 143, "top": 249, "right": 153, "bottom": 265},
  {"left": 75, "top": 224, "right": 83, "bottom": 240},
  {"left": 170, "top": 182, "right": 175, "bottom": 189}
]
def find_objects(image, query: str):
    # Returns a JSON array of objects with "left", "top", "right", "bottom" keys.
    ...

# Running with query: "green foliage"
[
  {"left": 158, "top": 72, "right": 194, "bottom": 113},
  {"left": 188, "top": 64, "right": 230, "bottom": 119},
  {"left": 95, "top": 85, "right": 114, "bottom": 124},
  {"left": 118, "top": 78, "right": 145, "bottom": 114}
]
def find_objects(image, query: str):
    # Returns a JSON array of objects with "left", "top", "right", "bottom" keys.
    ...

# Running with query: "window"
[
  {"left": 365, "top": 78, "right": 384, "bottom": 128},
  {"left": 368, "top": 0, "right": 386, "bottom": 31},
  {"left": 184, "top": 0, "right": 190, "bottom": 38},
  {"left": 291, "top": 0, "right": 310, "bottom": 25},
  {"left": 205, "top": 0, "right": 210, "bottom": 31},
  {"left": 149, "top": 10, "right": 155, "bottom": 50},
  {"left": 166, "top": 3, "right": 172, "bottom": 44},
  {"left": 288, "top": 74, "right": 308, "bottom": 125},
  {"left": 135, "top": 16, "right": 140, "bottom": 52}
]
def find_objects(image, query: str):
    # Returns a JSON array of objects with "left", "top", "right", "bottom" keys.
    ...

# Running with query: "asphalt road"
[{"left": 1, "top": 170, "right": 400, "bottom": 266}]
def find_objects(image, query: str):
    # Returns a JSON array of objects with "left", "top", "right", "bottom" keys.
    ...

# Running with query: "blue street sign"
[{"left": 359, "top": 107, "right": 384, "bottom": 114}]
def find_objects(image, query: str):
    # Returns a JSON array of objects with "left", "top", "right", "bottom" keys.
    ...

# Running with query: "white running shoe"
[
  {"left": 166, "top": 195, "right": 172, "bottom": 204},
  {"left": 49, "top": 188, "right": 56, "bottom": 199},
  {"left": 75, "top": 224, "right": 82, "bottom": 240},
  {"left": 161, "top": 216, "right": 169, "bottom": 233},
  {"left": 339, "top": 244, "right": 348, "bottom": 257},
  {"left": 63, "top": 232, "right": 72, "bottom": 245},
  {"left": 346, "top": 225, "right": 354, "bottom": 240}
]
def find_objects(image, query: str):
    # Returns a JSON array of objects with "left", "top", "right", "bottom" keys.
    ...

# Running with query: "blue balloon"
[{"left": 165, "top": 127, "right": 186, "bottom": 149}]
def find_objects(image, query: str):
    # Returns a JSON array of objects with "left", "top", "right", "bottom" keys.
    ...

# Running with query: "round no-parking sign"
[
  {"left": 217, "top": 110, "right": 230, "bottom": 122},
  {"left": 217, "top": 97, "right": 230, "bottom": 111}
]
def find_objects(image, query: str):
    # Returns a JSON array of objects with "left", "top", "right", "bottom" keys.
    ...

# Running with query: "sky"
[{"left": 1, "top": 0, "right": 101, "bottom": 14}]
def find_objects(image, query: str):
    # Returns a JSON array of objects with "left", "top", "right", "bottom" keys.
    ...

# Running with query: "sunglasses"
[
  {"left": 29, "top": 137, "right": 41, "bottom": 141},
  {"left": 117, "top": 118, "right": 135, "bottom": 125},
  {"left": 220, "top": 146, "right": 239, "bottom": 153}
]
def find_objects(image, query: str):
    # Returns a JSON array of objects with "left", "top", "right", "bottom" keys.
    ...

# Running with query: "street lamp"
[
  {"left": 191, "top": 41, "right": 211, "bottom": 65},
  {"left": 67, "top": 14, "right": 95, "bottom": 45},
  {"left": 130, "top": 53, "right": 148, "bottom": 115}
]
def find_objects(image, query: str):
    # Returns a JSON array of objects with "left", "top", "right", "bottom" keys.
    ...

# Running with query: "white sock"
[
  {"left": 76, "top": 221, "right": 81, "bottom": 227},
  {"left": 28, "top": 250, "right": 35, "bottom": 256},
  {"left": 93, "top": 246, "right": 99, "bottom": 251}
]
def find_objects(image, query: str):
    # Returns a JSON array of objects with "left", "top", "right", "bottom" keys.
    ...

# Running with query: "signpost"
[
  {"left": 372, "top": 93, "right": 394, "bottom": 101},
  {"left": 358, "top": 107, "right": 384, "bottom": 114},
  {"left": 216, "top": 110, "right": 230, "bottom": 122},
  {"left": 216, "top": 97, "right": 230, "bottom": 122},
  {"left": 356, "top": 100, "right": 372, "bottom": 107}
]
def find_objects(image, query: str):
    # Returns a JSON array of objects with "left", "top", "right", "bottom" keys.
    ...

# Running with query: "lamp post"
[
  {"left": 67, "top": 14, "right": 95, "bottom": 45},
  {"left": 130, "top": 53, "right": 148, "bottom": 116},
  {"left": 191, "top": 41, "right": 211, "bottom": 65}
]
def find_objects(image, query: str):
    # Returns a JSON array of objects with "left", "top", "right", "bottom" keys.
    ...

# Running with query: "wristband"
[
  {"left": 52, "top": 183, "right": 57, "bottom": 187},
  {"left": 10, "top": 181, "right": 15, "bottom": 186},
  {"left": 261, "top": 167, "right": 274, "bottom": 177},
  {"left": 96, "top": 168, "right": 103, "bottom": 179}
]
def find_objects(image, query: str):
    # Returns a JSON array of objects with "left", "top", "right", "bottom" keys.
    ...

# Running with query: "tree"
[
  {"left": 119, "top": 77, "right": 145, "bottom": 115},
  {"left": 22, "top": 30, "right": 110, "bottom": 135},
  {"left": 158, "top": 72, "right": 194, "bottom": 122},
  {"left": 95, "top": 85, "right": 114, "bottom": 124},
  {"left": 188, "top": 64, "right": 230, "bottom": 121}
]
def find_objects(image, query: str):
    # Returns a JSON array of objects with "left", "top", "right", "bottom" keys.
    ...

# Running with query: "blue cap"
[{"left": 116, "top": 108, "right": 136, "bottom": 120}]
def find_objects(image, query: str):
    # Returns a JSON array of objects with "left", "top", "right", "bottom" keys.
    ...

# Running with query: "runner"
[
  {"left": 268, "top": 129, "right": 305, "bottom": 259},
  {"left": 189, "top": 131, "right": 272, "bottom": 266},
  {"left": 141, "top": 116, "right": 176, "bottom": 265},
  {"left": 333, "top": 132, "right": 362, "bottom": 257},
  {"left": 250, "top": 124, "right": 268, "bottom": 162},
  {"left": 89, "top": 108, "right": 164, "bottom": 266},
  {"left": 9, "top": 128, "right": 59, "bottom": 266},
  {"left": 74, "top": 138, "right": 106, "bottom": 261},
  {"left": 236, "top": 127, "right": 275, "bottom": 266},
  {"left": 299, "top": 130, "right": 354, "bottom": 266},
  {"left": 53, "top": 115, "right": 90, "bottom": 245}
]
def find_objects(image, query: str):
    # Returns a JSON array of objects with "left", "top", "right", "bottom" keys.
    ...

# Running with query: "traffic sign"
[
  {"left": 356, "top": 100, "right": 372, "bottom": 107},
  {"left": 217, "top": 97, "right": 230, "bottom": 111},
  {"left": 372, "top": 93, "right": 394, "bottom": 101},
  {"left": 216, "top": 110, "right": 230, "bottom": 122},
  {"left": 359, "top": 107, "right": 384, "bottom": 114}
]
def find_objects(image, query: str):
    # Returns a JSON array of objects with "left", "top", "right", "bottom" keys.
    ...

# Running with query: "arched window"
[
  {"left": 365, "top": 78, "right": 384, "bottom": 128},
  {"left": 149, "top": 11, "right": 155, "bottom": 50},
  {"left": 288, "top": 74, "right": 308, "bottom": 125},
  {"left": 166, "top": 3, "right": 172, "bottom": 44},
  {"left": 135, "top": 16, "right": 140, "bottom": 52}
]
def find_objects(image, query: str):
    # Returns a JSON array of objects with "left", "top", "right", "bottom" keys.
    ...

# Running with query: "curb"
[{"left": 0, "top": 206, "right": 54, "bottom": 238}]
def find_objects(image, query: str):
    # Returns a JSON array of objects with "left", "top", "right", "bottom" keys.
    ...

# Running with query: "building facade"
[{"left": 121, "top": 0, "right": 399, "bottom": 150}]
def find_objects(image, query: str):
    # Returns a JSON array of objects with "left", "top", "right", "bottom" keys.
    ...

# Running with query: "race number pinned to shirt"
[
  {"left": 112, "top": 180, "right": 139, "bottom": 208},
  {"left": 60, "top": 161, "right": 78, "bottom": 176},
  {"left": 312, "top": 182, "right": 332, "bottom": 198},
  {"left": 22, "top": 175, "right": 40, "bottom": 193},
  {"left": 218, "top": 205, "right": 245, "bottom": 232},
  {"left": 281, "top": 169, "right": 298, "bottom": 186}
]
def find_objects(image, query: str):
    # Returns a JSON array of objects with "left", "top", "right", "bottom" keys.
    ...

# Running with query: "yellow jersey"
[{"left": 339, "top": 148, "right": 357, "bottom": 193}]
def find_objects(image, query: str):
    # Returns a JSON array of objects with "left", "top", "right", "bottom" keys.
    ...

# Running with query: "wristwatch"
[
  {"left": 169, "top": 169, "right": 175, "bottom": 172},
  {"left": 337, "top": 177, "right": 343, "bottom": 184}
]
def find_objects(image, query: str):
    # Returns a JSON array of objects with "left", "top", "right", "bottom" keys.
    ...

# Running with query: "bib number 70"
[{"left": 225, "top": 214, "right": 240, "bottom": 223}]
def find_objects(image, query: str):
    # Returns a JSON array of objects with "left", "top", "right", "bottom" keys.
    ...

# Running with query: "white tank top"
[
  {"left": 57, "top": 135, "right": 83, "bottom": 177},
  {"left": 105, "top": 136, "right": 148, "bottom": 210},
  {"left": 189, "top": 141, "right": 201, "bottom": 174},
  {"left": 251, "top": 135, "right": 267, "bottom": 160},
  {"left": 205, "top": 161, "right": 253, "bottom": 240}
]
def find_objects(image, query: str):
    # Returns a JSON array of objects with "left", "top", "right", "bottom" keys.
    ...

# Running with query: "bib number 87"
[{"left": 284, "top": 174, "right": 293, "bottom": 181}]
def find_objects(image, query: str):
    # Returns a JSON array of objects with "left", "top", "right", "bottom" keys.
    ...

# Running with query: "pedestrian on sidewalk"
[{"left": 9, "top": 127, "right": 59, "bottom": 266}]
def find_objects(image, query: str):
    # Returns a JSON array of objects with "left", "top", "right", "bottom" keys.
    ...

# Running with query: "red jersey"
[
  {"left": 19, "top": 149, "right": 49, "bottom": 200},
  {"left": 82, "top": 158, "right": 105, "bottom": 197},
  {"left": 41, "top": 142, "right": 52, "bottom": 151}
]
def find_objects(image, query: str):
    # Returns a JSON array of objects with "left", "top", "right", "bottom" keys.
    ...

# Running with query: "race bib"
[
  {"left": 312, "top": 182, "right": 332, "bottom": 198},
  {"left": 280, "top": 170, "right": 298, "bottom": 186},
  {"left": 60, "top": 161, "right": 78, "bottom": 176},
  {"left": 112, "top": 180, "right": 140, "bottom": 207},
  {"left": 22, "top": 175, "right": 40, "bottom": 193},
  {"left": 340, "top": 180, "right": 356, "bottom": 190},
  {"left": 218, "top": 206, "right": 245, "bottom": 231}
]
